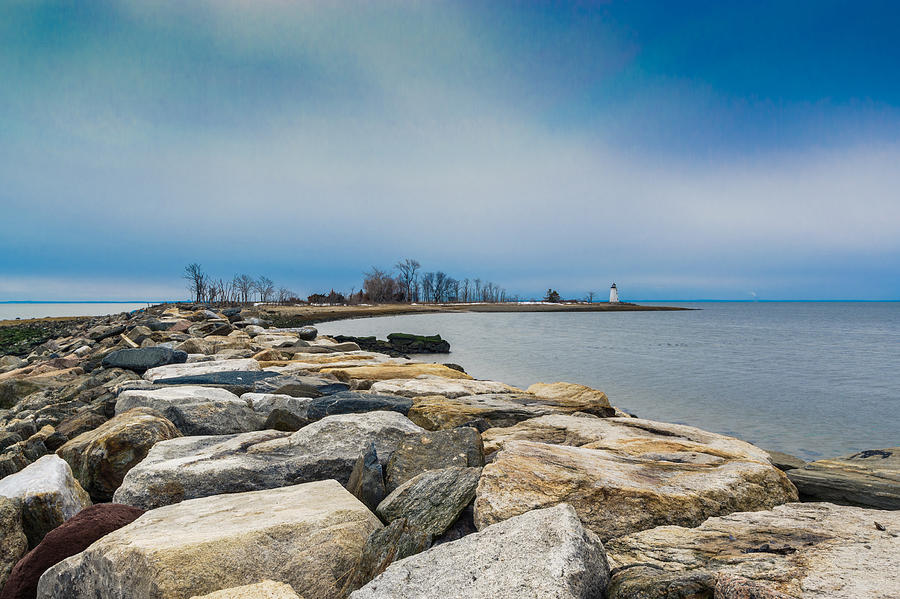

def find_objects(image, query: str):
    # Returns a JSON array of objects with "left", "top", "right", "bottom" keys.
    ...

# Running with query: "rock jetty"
[{"left": 0, "top": 304, "right": 896, "bottom": 598}]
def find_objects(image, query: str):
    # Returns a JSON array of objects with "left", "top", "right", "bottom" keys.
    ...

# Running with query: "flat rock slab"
[
  {"left": 0, "top": 455, "right": 91, "bottom": 547},
  {"left": 786, "top": 447, "right": 900, "bottom": 509},
  {"left": 320, "top": 364, "right": 473, "bottom": 382},
  {"left": 475, "top": 415, "right": 798, "bottom": 541},
  {"left": 101, "top": 347, "right": 188, "bottom": 373},
  {"left": 56, "top": 408, "right": 182, "bottom": 502},
  {"left": 606, "top": 502, "right": 900, "bottom": 599},
  {"left": 153, "top": 370, "right": 277, "bottom": 387},
  {"left": 408, "top": 392, "right": 615, "bottom": 431},
  {"left": 143, "top": 358, "right": 260, "bottom": 382},
  {"left": 39, "top": 480, "right": 382, "bottom": 599},
  {"left": 350, "top": 504, "right": 609, "bottom": 599},
  {"left": 113, "top": 412, "right": 424, "bottom": 510},
  {"left": 115, "top": 386, "right": 264, "bottom": 436},
  {"left": 189, "top": 580, "right": 302, "bottom": 598},
  {"left": 525, "top": 381, "right": 612, "bottom": 409},
  {"left": 251, "top": 375, "right": 349, "bottom": 397},
  {"left": 370, "top": 376, "right": 521, "bottom": 399},
  {"left": 306, "top": 392, "right": 413, "bottom": 421}
]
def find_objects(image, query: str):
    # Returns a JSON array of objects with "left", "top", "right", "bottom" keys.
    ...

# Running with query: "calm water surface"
[
  {"left": 318, "top": 302, "right": 900, "bottom": 460},
  {"left": 0, "top": 302, "right": 152, "bottom": 320}
]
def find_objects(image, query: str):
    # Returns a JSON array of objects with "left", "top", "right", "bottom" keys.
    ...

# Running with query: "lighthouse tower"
[{"left": 609, "top": 283, "right": 619, "bottom": 303}]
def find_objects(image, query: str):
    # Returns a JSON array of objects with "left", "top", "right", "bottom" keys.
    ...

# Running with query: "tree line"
[
  {"left": 182, "top": 264, "right": 299, "bottom": 304},
  {"left": 361, "top": 258, "right": 510, "bottom": 304}
]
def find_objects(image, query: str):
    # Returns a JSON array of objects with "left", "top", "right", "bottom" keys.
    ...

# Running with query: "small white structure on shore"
[{"left": 609, "top": 283, "right": 619, "bottom": 303}]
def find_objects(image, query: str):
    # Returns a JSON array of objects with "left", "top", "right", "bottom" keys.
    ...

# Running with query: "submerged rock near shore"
[{"left": 0, "top": 304, "right": 895, "bottom": 598}]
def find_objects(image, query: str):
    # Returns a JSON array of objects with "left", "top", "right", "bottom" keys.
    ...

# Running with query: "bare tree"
[
  {"left": 420, "top": 272, "right": 435, "bottom": 303},
  {"left": 183, "top": 263, "right": 207, "bottom": 303},
  {"left": 394, "top": 258, "right": 420, "bottom": 304},
  {"left": 235, "top": 274, "right": 254, "bottom": 304},
  {"left": 586, "top": 291, "right": 595, "bottom": 303},
  {"left": 363, "top": 267, "right": 398, "bottom": 303},
  {"left": 256, "top": 276, "right": 275, "bottom": 303}
]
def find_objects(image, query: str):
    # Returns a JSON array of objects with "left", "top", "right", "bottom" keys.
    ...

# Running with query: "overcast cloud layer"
[{"left": 2, "top": 1, "right": 898, "bottom": 300}]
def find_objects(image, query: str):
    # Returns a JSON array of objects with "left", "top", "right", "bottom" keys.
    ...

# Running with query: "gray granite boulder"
[
  {"left": 0, "top": 496, "right": 28, "bottom": 589},
  {"left": 251, "top": 374, "right": 349, "bottom": 397},
  {"left": 113, "top": 412, "right": 425, "bottom": 510},
  {"left": 115, "top": 386, "right": 264, "bottom": 436},
  {"left": 350, "top": 503, "right": 609, "bottom": 599},
  {"left": 0, "top": 455, "right": 91, "bottom": 547},
  {"left": 346, "top": 443, "right": 386, "bottom": 511},
  {"left": 787, "top": 447, "right": 900, "bottom": 509},
  {"left": 341, "top": 518, "right": 432, "bottom": 594}
]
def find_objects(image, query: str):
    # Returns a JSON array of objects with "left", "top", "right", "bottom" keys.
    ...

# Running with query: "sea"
[
  {"left": 316, "top": 302, "right": 900, "bottom": 460},
  {"left": 0, "top": 302, "right": 154, "bottom": 320}
]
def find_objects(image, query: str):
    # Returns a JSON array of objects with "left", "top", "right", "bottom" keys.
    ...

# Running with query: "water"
[
  {"left": 0, "top": 302, "right": 153, "bottom": 320},
  {"left": 317, "top": 302, "right": 900, "bottom": 460}
]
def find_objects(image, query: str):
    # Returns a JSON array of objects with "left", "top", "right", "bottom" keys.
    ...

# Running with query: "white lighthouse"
[{"left": 609, "top": 283, "right": 619, "bottom": 303}]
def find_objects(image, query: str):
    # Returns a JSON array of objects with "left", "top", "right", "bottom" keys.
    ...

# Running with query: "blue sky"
[{"left": 1, "top": 0, "right": 898, "bottom": 300}]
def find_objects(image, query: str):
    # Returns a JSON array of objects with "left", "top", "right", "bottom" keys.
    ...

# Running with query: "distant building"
[{"left": 609, "top": 283, "right": 619, "bottom": 303}]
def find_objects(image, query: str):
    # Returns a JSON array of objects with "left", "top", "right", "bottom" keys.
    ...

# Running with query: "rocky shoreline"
[{"left": 0, "top": 305, "right": 896, "bottom": 598}]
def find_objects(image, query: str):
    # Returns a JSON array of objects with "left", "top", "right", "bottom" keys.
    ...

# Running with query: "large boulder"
[
  {"left": 606, "top": 502, "right": 900, "bottom": 599},
  {"left": 101, "top": 347, "right": 188, "bottom": 373},
  {"left": 306, "top": 392, "right": 413, "bottom": 421},
  {"left": 376, "top": 467, "right": 482, "bottom": 538},
  {"left": 0, "top": 455, "right": 91, "bottom": 548},
  {"left": 115, "top": 386, "right": 264, "bottom": 435},
  {"left": 142, "top": 358, "right": 260, "bottom": 382},
  {"left": 243, "top": 393, "right": 313, "bottom": 431},
  {"left": 370, "top": 376, "right": 520, "bottom": 399},
  {"left": 251, "top": 374, "right": 349, "bottom": 397},
  {"left": 0, "top": 497, "right": 28, "bottom": 589},
  {"left": 475, "top": 415, "right": 798, "bottom": 541},
  {"left": 341, "top": 518, "right": 431, "bottom": 594},
  {"left": 525, "top": 381, "right": 612, "bottom": 411},
  {"left": 113, "top": 412, "right": 425, "bottom": 510},
  {"left": 346, "top": 443, "right": 386, "bottom": 511},
  {"left": 188, "top": 581, "right": 302, "bottom": 599},
  {"left": 408, "top": 392, "right": 614, "bottom": 431},
  {"left": 350, "top": 504, "right": 609, "bottom": 599},
  {"left": 38, "top": 481, "right": 382, "bottom": 599},
  {"left": 384, "top": 427, "right": 484, "bottom": 493},
  {"left": 55, "top": 408, "right": 182, "bottom": 502},
  {"left": 152, "top": 371, "right": 278, "bottom": 392},
  {"left": 0, "top": 503, "right": 143, "bottom": 599},
  {"left": 320, "top": 364, "right": 473, "bottom": 383},
  {"left": 786, "top": 447, "right": 900, "bottom": 509}
]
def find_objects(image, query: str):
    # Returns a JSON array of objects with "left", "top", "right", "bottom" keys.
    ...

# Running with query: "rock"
[
  {"left": 188, "top": 580, "right": 302, "bottom": 599},
  {"left": 0, "top": 455, "right": 91, "bottom": 547},
  {"left": 0, "top": 496, "right": 28, "bottom": 590},
  {"left": 39, "top": 481, "right": 382, "bottom": 599},
  {"left": 142, "top": 358, "right": 260, "bottom": 382},
  {"left": 350, "top": 504, "right": 609, "bottom": 599},
  {"left": 525, "top": 381, "right": 612, "bottom": 411},
  {"left": 376, "top": 467, "right": 482, "bottom": 538},
  {"left": 384, "top": 427, "right": 484, "bottom": 493},
  {"left": 113, "top": 412, "right": 424, "bottom": 510},
  {"left": 341, "top": 518, "right": 431, "bottom": 594},
  {"left": 153, "top": 370, "right": 277, "bottom": 390},
  {"left": 115, "top": 386, "right": 264, "bottom": 436},
  {"left": 55, "top": 408, "right": 182, "bottom": 502},
  {"left": 408, "top": 392, "right": 614, "bottom": 431},
  {"left": 306, "top": 392, "right": 413, "bottom": 421},
  {"left": 786, "top": 447, "right": 900, "bottom": 509},
  {"left": 475, "top": 415, "right": 798, "bottom": 541},
  {"left": 370, "top": 376, "right": 520, "bottom": 399},
  {"left": 297, "top": 326, "right": 318, "bottom": 341},
  {"left": 321, "top": 364, "right": 473, "bottom": 383},
  {"left": 0, "top": 432, "right": 22, "bottom": 452},
  {"left": 101, "top": 347, "right": 188, "bottom": 373},
  {"left": 765, "top": 449, "right": 807, "bottom": 471},
  {"left": 0, "top": 381, "right": 43, "bottom": 410},
  {"left": 714, "top": 575, "right": 796, "bottom": 599},
  {"left": 54, "top": 410, "right": 107, "bottom": 439},
  {"left": 0, "top": 503, "right": 143, "bottom": 599},
  {"left": 252, "top": 374, "right": 350, "bottom": 398},
  {"left": 87, "top": 324, "right": 125, "bottom": 341},
  {"left": 263, "top": 409, "right": 307, "bottom": 432},
  {"left": 606, "top": 502, "right": 900, "bottom": 599},
  {"left": 346, "top": 443, "right": 386, "bottom": 511}
]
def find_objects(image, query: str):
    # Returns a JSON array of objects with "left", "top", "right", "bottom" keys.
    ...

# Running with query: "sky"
[{"left": 1, "top": 0, "right": 899, "bottom": 301}]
